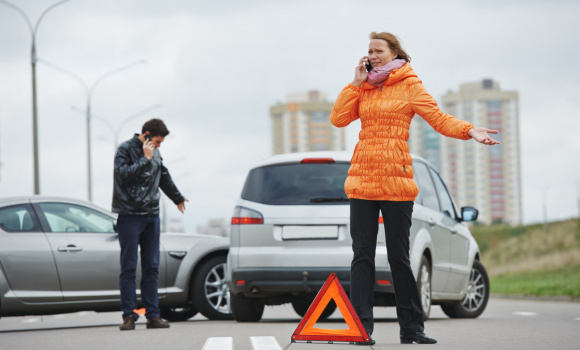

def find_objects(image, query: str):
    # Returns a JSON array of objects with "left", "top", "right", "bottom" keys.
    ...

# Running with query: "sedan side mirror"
[{"left": 461, "top": 206, "right": 479, "bottom": 222}]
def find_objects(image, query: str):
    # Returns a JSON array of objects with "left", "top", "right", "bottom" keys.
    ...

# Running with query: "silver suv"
[{"left": 227, "top": 151, "right": 489, "bottom": 322}]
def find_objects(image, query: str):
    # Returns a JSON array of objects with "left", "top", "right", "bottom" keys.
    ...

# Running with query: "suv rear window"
[{"left": 241, "top": 162, "right": 350, "bottom": 205}]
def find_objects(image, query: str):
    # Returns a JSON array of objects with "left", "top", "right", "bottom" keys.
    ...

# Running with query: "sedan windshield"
[{"left": 241, "top": 162, "right": 350, "bottom": 205}]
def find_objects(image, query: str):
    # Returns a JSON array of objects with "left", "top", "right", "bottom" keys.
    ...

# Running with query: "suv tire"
[
  {"left": 230, "top": 293, "right": 265, "bottom": 322},
  {"left": 417, "top": 255, "right": 432, "bottom": 321},
  {"left": 441, "top": 260, "right": 489, "bottom": 318}
]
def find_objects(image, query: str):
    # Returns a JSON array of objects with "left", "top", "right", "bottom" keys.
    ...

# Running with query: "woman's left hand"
[{"left": 468, "top": 127, "right": 501, "bottom": 145}]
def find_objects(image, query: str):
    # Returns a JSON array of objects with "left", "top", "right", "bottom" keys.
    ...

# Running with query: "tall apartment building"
[
  {"left": 408, "top": 118, "right": 441, "bottom": 172},
  {"left": 270, "top": 91, "right": 345, "bottom": 154},
  {"left": 409, "top": 79, "right": 522, "bottom": 226}
]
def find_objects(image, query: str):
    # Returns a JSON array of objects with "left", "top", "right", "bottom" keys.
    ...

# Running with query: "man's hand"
[
  {"left": 143, "top": 140, "right": 155, "bottom": 160},
  {"left": 468, "top": 127, "right": 501, "bottom": 145},
  {"left": 177, "top": 198, "right": 189, "bottom": 214}
]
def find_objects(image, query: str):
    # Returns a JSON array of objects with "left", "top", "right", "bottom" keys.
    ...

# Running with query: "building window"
[{"left": 311, "top": 111, "right": 329, "bottom": 122}]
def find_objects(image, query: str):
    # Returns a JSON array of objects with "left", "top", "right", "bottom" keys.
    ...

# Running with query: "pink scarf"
[{"left": 367, "top": 59, "right": 406, "bottom": 86}]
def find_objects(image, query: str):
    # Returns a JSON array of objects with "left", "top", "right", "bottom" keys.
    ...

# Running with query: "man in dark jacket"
[{"left": 112, "top": 118, "right": 187, "bottom": 331}]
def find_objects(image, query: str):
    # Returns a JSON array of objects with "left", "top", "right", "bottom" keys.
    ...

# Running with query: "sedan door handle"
[
  {"left": 451, "top": 228, "right": 458, "bottom": 234},
  {"left": 428, "top": 218, "right": 436, "bottom": 226},
  {"left": 57, "top": 245, "right": 83, "bottom": 253}
]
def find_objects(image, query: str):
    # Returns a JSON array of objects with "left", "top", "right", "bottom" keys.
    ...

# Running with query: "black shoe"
[
  {"left": 400, "top": 331, "right": 437, "bottom": 344},
  {"left": 146, "top": 316, "right": 170, "bottom": 329},
  {"left": 351, "top": 335, "right": 375, "bottom": 346},
  {"left": 119, "top": 316, "right": 135, "bottom": 331}
]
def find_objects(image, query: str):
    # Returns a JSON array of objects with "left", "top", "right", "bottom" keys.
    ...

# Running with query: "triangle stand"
[{"left": 287, "top": 273, "right": 372, "bottom": 346}]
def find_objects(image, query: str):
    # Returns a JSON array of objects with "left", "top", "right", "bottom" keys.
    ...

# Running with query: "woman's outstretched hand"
[
  {"left": 352, "top": 56, "right": 369, "bottom": 87},
  {"left": 468, "top": 127, "right": 501, "bottom": 145}
]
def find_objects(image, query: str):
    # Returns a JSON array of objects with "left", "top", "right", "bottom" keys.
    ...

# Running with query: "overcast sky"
[{"left": 1, "top": 0, "right": 579, "bottom": 230}]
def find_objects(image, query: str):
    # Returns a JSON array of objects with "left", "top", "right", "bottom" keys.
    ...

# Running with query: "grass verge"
[
  {"left": 471, "top": 219, "right": 580, "bottom": 299},
  {"left": 490, "top": 266, "right": 580, "bottom": 299}
]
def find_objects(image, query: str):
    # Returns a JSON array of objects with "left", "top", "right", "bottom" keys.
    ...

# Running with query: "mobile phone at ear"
[
  {"left": 365, "top": 59, "right": 373, "bottom": 72},
  {"left": 145, "top": 135, "right": 152, "bottom": 142}
]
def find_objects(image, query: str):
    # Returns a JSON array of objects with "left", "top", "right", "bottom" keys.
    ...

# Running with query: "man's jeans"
[{"left": 117, "top": 214, "right": 161, "bottom": 320}]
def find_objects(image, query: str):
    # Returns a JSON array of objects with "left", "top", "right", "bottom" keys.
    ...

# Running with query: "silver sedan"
[{"left": 0, "top": 196, "right": 231, "bottom": 321}]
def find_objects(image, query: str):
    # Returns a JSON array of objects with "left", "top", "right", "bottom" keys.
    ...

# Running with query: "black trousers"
[{"left": 349, "top": 198, "right": 424, "bottom": 336}]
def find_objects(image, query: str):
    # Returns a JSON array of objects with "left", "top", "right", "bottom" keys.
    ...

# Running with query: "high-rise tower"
[
  {"left": 270, "top": 91, "right": 345, "bottom": 154},
  {"left": 409, "top": 79, "right": 522, "bottom": 225}
]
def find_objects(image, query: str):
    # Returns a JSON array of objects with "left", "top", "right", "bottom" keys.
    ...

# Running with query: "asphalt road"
[{"left": 1, "top": 297, "right": 579, "bottom": 350}]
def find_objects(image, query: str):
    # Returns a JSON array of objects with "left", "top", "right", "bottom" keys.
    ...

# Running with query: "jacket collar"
[
  {"left": 361, "top": 63, "right": 417, "bottom": 90},
  {"left": 130, "top": 133, "right": 142, "bottom": 145}
]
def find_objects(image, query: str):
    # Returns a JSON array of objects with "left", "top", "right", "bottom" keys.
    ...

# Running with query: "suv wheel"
[
  {"left": 160, "top": 306, "right": 198, "bottom": 322},
  {"left": 191, "top": 255, "right": 233, "bottom": 320},
  {"left": 441, "top": 260, "right": 489, "bottom": 318},
  {"left": 230, "top": 293, "right": 265, "bottom": 322},
  {"left": 292, "top": 298, "right": 337, "bottom": 320},
  {"left": 417, "top": 255, "right": 432, "bottom": 321}
]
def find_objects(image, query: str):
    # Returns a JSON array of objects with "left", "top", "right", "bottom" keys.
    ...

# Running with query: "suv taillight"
[{"left": 231, "top": 206, "right": 263, "bottom": 225}]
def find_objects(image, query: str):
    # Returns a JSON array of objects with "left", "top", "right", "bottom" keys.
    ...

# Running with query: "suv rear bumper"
[{"left": 229, "top": 267, "right": 394, "bottom": 295}]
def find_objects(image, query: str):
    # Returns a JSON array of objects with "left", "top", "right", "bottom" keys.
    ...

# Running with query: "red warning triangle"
[{"left": 291, "top": 273, "right": 371, "bottom": 344}]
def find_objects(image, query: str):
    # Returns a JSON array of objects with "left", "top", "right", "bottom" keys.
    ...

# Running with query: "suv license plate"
[{"left": 281, "top": 226, "right": 338, "bottom": 240}]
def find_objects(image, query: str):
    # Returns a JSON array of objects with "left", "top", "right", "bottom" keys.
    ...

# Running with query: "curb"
[{"left": 491, "top": 293, "right": 580, "bottom": 303}]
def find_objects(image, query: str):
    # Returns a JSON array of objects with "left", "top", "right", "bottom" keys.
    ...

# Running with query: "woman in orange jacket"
[{"left": 330, "top": 32, "right": 499, "bottom": 345}]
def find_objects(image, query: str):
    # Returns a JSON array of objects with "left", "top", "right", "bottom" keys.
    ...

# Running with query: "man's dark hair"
[{"left": 142, "top": 118, "right": 169, "bottom": 137}]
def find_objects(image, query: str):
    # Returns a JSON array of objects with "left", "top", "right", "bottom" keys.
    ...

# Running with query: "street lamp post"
[
  {"left": 84, "top": 61, "right": 146, "bottom": 201},
  {"left": 39, "top": 59, "right": 146, "bottom": 201},
  {"left": 0, "top": 0, "right": 73, "bottom": 194}
]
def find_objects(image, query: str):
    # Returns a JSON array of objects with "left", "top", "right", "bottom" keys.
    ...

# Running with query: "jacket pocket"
[{"left": 395, "top": 143, "right": 407, "bottom": 173}]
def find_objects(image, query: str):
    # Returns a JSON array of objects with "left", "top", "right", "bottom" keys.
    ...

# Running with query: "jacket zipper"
[{"left": 377, "top": 84, "right": 406, "bottom": 174}]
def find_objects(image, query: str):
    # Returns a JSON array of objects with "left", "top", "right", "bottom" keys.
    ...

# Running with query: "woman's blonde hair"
[{"left": 369, "top": 32, "right": 411, "bottom": 62}]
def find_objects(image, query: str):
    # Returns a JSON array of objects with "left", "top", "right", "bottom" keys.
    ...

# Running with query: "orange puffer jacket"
[{"left": 330, "top": 63, "right": 474, "bottom": 201}]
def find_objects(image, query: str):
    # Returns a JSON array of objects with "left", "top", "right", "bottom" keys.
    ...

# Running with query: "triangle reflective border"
[{"left": 291, "top": 273, "right": 371, "bottom": 344}]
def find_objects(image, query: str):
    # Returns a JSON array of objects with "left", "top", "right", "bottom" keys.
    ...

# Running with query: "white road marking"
[
  {"left": 202, "top": 337, "right": 282, "bottom": 350},
  {"left": 202, "top": 337, "right": 232, "bottom": 350},
  {"left": 513, "top": 312, "right": 538, "bottom": 316},
  {"left": 250, "top": 336, "right": 282, "bottom": 350}
]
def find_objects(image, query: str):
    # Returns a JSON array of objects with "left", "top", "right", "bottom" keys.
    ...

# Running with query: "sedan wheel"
[
  {"left": 192, "top": 255, "right": 233, "bottom": 320},
  {"left": 417, "top": 255, "right": 432, "bottom": 321},
  {"left": 441, "top": 260, "right": 490, "bottom": 318}
]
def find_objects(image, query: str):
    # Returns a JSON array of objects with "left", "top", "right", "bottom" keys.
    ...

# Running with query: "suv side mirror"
[{"left": 461, "top": 206, "right": 479, "bottom": 222}]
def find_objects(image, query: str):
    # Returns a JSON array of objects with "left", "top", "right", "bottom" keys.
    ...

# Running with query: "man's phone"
[
  {"left": 365, "top": 59, "right": 373, "bottom": 72},
  {"left": 145, "top": 134, "right": 152, "bottom": 142}
]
